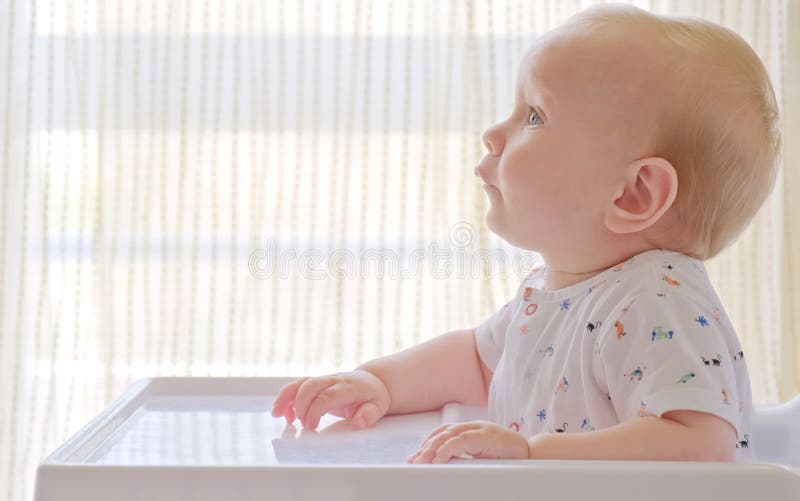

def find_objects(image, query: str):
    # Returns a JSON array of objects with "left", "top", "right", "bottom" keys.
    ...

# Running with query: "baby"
[{"left": 271, "top": 4, "right": 780, "bottom": 464}]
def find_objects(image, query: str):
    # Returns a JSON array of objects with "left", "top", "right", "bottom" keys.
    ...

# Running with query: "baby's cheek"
[{"left": 506, "top": 172, "right": 560, "bottom": 215}]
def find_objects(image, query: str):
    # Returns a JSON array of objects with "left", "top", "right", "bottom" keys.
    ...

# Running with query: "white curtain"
[{"left": 0, "top": 1, "right": 797, "bottom": 499}]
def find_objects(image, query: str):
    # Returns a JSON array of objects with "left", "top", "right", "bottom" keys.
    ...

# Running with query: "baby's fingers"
[
  {"left": 271, "top": 378, "right": 308, "bottom": 420},
  {"left": 431, "top": 431, "right": 482, "bottom": 464},
  {"left": 303, "top": 386, "right": 379, "bottom": 430},
  {"left": 411, "top": 424, "right": 478, "bottom": 464},
  {"left": 350, "top": 400, "right": 385, "bottom": 429},
  {"left": 292, "top": 376, "right": 339, "bottom": 428},
  {"left": 303, "top": 385, "right": 353, "bottom": 430}
]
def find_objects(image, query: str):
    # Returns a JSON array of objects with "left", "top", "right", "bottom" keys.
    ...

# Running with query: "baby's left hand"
[{"left": 407, "top": 420, "right": 529, "bottom": 464}]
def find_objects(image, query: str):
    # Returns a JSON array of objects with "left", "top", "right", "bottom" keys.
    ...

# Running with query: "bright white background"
[{"left": 1, "top": 1, "right": 798, "bottom": 500}]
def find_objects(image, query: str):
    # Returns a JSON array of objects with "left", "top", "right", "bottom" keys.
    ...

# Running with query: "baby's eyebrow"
[
  {"left": 518, "top": 83, "right": 552, "bottom": 122},
  {"left": 514, "top": 63, "right": 553, "bottom": 121}
]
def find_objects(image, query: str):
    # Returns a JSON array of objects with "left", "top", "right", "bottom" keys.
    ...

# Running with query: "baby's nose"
[
  {"left": 482, "top": 137, "right": 495, "bottom": 155},
  {"left": 482, "top": 129, "right": 502, "bottom": 156}
]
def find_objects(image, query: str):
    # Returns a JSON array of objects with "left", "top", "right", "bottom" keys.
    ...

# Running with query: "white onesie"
[{"left": 475, "top": 248, "right": 754, "bottom": 462}]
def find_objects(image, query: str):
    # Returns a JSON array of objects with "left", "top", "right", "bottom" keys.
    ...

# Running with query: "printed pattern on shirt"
[{"left": 473, "top": 249, "right": 754, "bottom": 460}]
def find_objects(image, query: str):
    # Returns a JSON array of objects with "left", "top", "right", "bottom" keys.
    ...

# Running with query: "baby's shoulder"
[
  {"left": 590, "top": 250, "right": 722, "bottom": 317},
  {"left": 613, "top": 250, "right": 711, "bottom": 292},
  {"left": 590, "top": 251, "right": 735, "bottom": 342}
]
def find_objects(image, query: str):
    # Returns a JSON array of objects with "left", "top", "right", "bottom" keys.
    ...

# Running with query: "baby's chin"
[
  {"left": 483, "top": 193, "right": 516, "bottom": 235},
  {"left": 484, "top": 208, "right": 527, "bottom": 250},
  {"left": 484, "top": 208, "right": 549, "bottom": 252},
  {"left": 483, "top": 198, "right": 501, "bottom": 230}
]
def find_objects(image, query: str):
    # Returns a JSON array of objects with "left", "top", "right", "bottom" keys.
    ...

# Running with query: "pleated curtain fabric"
[{"left": 0, "top": 1, "right": 797, "bottom": 499}]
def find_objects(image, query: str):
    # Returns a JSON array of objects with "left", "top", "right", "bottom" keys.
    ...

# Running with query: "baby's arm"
[
  {"left": 527, "top": 410, "right": 736, "bottom": 462},
  {"left": 409, "top": 407, "right": 735, "bottom": 463},
  {"left": 275, "top": 328, "right": 491, "bottom": 430},
  {"left": 357, "top": 328, "right": 490, "bottom": 415}
]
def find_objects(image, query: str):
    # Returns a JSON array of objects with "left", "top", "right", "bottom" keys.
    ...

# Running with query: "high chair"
[{"left": 34, "top": 378, "right": 800, "bottom": 501}]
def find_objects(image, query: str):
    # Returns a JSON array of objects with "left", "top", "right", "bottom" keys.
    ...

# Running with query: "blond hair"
[{"left": 569, "top": 4, "right": 781, "bottom": 260}]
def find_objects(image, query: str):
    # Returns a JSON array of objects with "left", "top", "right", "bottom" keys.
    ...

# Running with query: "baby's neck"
[
  {"left": 539, "top": 244, "right": 656, "bottom": 292},
  {"left": 540, "top": 266, "right": 605, "bottom": 291}
]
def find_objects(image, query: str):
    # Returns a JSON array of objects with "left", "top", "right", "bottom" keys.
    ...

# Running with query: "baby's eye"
[{"left": 524, "top": 107, "right": 543, "bottom": 128}]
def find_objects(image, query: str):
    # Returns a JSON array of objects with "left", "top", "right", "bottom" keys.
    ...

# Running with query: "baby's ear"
[{"left": 604, "top": 157, "right": 678, "bottom": 234}]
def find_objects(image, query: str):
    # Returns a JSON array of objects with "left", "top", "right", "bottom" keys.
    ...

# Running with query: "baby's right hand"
[{"left": 270, "top": 369, "right": 392, "bottom": 431}]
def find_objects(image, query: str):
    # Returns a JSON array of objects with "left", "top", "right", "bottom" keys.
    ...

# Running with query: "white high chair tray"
[{"left": 35, "top": 377, "right": 800, "bottom": 501}]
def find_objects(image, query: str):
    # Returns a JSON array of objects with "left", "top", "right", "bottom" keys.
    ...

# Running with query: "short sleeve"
[
  {"left": 474, "top": 302, "right": 513, "bottom": 371},
  {"left": 596, "top": 292, "right": 743, "bottom": 437},
  {"left": 474, "top": 277, "right": 531, "bottom": 372}
]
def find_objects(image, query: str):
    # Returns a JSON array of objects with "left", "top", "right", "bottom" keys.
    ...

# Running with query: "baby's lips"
[{"left": 474, "top": 163, "right": 494, "bottom": 186}]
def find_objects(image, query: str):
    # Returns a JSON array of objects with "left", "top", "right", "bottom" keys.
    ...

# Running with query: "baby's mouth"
[{"left": 474, "top": 167, "right": 496, "bottom": 189}]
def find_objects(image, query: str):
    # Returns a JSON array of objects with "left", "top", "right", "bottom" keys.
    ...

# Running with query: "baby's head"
[{"left": 475, "top": 4, "right": 780, "bottom": 264}]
